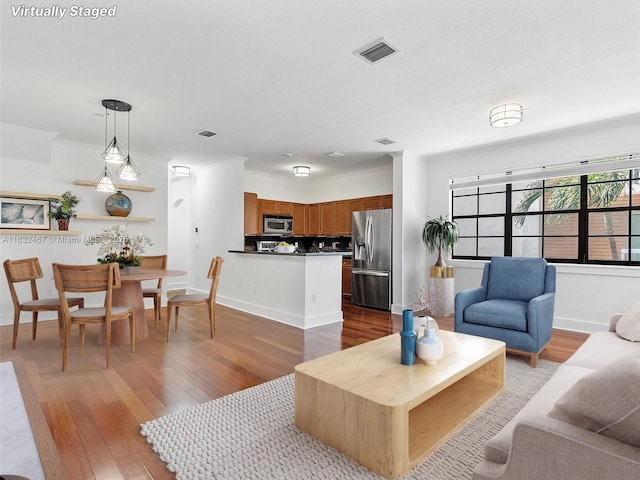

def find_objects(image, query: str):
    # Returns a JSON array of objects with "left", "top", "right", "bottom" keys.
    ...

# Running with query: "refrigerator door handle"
[
  {"left": 352, "top": 269, "right": 389, "bottom": 277},
  {"left": 365, "top": 215, "right": 374, "bottom": 263}
]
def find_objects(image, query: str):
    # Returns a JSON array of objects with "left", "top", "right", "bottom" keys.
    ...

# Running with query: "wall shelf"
[
  {"left": 0, "top": 229, "right": 81, "bottom": 235},
  {"left": 73, "top": 180, "right": 155, "bottom": 193},
  {"left": 0, "top": 190, "right": 73, "bottom": 200},
  {"left": 74, "top": 214, "right": 155, "bottom": 222}
]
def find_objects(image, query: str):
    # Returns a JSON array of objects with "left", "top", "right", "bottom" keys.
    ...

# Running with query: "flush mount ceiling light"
[
  {"left": 489, "top": 103, "right": 524, "bottom": 128},
  {"left": 293, "top": 165, "right": 310, "bottom": 177},
  {"left": 101, "top": 99, "right": 131, "bottom": 163},
  {"left": 172, "top": 165, "right": 190, "bottom": 177}
]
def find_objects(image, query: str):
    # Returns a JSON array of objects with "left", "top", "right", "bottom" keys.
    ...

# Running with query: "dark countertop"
[{"left": 229, "top": 249, "right": 351, "bottom": 257}]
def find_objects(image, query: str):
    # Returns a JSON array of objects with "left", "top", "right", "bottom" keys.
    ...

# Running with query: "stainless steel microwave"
[{"left": 263, "top": 214, "right": 293, "bottom": 235}]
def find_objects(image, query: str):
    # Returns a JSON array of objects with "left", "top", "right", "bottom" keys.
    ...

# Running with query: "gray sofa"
[{"left": 472, "top": 314, "right": 640, "bottom": 480}]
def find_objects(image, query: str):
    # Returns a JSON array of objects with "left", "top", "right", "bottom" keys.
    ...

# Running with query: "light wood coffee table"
[{"left": 294, "top": 330, "right": 505, "bottom": 478}]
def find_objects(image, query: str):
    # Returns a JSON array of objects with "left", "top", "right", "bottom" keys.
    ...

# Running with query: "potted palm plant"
[
  {"left": 422, "top": 214, "right": 459, "bottom": 268},
  {"left": 48, "top": 191, "right": 79, "bottom": 231}
]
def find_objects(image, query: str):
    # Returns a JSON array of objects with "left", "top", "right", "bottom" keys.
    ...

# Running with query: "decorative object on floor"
[
  {"left": 400, "top": 309, "right": 416, "bottom": 365},
  {"left": 455, "top": 256, "right": 556, "bottom": 367},
  {"left": 489, "top": 103, "right": 524, "bottom": 127},
  {"left": 415, "top": 317, "right": 443, "bottom": 364},
  {"left": 105, "top": 190, "right": 132, "bottom": 217},
  {"left": 422, "top": 214, "right": 459, "bottom": 315},
  {"left": 0, "top": 197, "right": 50, "bottom": 230},
  {"left": 47, "top": 190, "right": 79, "bottom": 231},
  {"left": 166, "top": 256, "right": 223, "bottom": 342},
  {"left": 140, "top": 357, "right": 558, "bottom": 480},
  {"left": 293, "top": 165, "right": 310, "bottom": 177},
  {"left": 95, "top": 224, "right": 153, "bottom": 269}
]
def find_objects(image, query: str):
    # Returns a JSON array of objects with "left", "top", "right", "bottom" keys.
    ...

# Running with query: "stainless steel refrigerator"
[{"left": 351, "top": 208, "right": 392, "bottom": 310}]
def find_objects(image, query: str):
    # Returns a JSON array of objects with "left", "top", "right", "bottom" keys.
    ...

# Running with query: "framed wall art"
[{"left": 0, "top": 197, "right": 50, "bottom": 229}]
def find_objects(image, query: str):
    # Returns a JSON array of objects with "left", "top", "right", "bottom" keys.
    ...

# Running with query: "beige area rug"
[{"left": 141, "top": 356, "right": 558, "bottom": 479}]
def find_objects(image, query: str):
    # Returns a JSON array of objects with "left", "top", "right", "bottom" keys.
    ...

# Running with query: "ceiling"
[{"left": 2, "top": 0, "right": 640, "bottom": 180}]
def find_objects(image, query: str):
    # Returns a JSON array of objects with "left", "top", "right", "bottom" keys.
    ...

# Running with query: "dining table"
[{"left": 98, "top": 268, "right": 186, "bottom": 345}]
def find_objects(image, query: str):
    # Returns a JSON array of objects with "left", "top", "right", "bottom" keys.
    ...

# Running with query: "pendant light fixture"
[
  {"left": 101, "top": 99, "right": 131, "bottom": 163},
  {"left": 117, "top": 108, "right": 141, "bottom": 180},
  {"left": 94, "top": 165, "right": 117, "bottom": 192}
]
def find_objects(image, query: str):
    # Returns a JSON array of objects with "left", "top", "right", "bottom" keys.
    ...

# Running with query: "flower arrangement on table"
[{"left": 95, "top": 225, "right": 153, "bottom": 269}]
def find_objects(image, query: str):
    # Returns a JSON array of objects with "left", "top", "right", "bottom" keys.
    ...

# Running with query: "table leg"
[{"left": 98, "top": 280, "right": 149, "bottom": 345}]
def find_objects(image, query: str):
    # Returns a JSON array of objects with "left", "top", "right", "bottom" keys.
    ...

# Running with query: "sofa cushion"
[
  {"left": 464, "top": 299, "right": 528, "bottom": 331},
  {"left": 484, "top": 364, "right": 594, "bottom": 464},
  {"left": 486, "top": 257, "right": 547, "bottom": 302},
  {"left": 548, "top": 352, "right": 640, "bottom": 447},
  {"left": 564, "top": 332, "right": 640, "bottom": 370},
  {"left": 616, "top": 301, "right": 640, "bottom": 342}
]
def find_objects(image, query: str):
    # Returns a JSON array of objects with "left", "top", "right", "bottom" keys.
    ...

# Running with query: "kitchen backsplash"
[{"left": 244, "top": 235, "right": 351, "bottom": 253}]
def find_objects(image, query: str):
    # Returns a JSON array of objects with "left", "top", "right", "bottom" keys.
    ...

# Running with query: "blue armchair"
[{"left": 454, "top": 256, "right": 556, "bottom": 367}]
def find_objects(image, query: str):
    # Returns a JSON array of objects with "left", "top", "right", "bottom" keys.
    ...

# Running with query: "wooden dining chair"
[
  {"left": 138, "top": 254, "right": 168, "bottom": 327},
  {"left": 52, "top": 262, "right": 136, "bottom": 371},
  {"left": 4, "top": 257, "right": 84, "bottom": 350},
  {"left": 166, "top": 256, "right": 223, "bottom": 342}
]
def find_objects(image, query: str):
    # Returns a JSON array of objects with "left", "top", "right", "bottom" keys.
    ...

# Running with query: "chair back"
[
  {"left": 486, "top": 256, "right": 552, "bottom": 301},
  {"left": 207, "top": 256, "right": 223, "bottom": 302},
  {"left": 139, "top": 255, "right": 167, "bottom": 288},
  {"left": 52, "top": 263, "right": 120, "bottom": 318},
  {"left": 4, "top": 258, "right": 44, "bottom": 307}
]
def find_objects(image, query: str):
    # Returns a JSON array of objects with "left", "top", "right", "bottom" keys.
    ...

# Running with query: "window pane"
[
  {"left": 452, "top": 187, "right": 477, "bottom": 196},
  {"left": 453, "top": 195, "right": 477, "bottom": 216},
  {"left": 454, "top": 237, "right": 476, "bottom": 256},
  {"left": 478, "top": 237, "right": 503, "bottom": 257},
  {"left": 587, "top": 181, "right": 626, "bottom": 208},
  {"left": 455, "top": 218, "right": 476, "bottom": 236},
  {"left": 479, "top": 185, "right": 505, "bottom": 194},
  {"left": 544, "top": 184, "right": 580, "bottom": 211},
  {"left": 544, "top": 213, "right": 578, "bottom": 235},
  {"left": 512, "top": 188, "right": 543, "bottom": 213},
  {"left": 588, "top": 211, "right": 628, "bottom": 235},
  {"left": 478, "top": 217, "right": 504, "bottom": 236},
  {"left": 544, "top": 237, "right": 578, "bottom": 259},
  {"left": 478, "top": 192, "right": 505, "bottom": 214},
  {"left": 589, "top": 237, "right": 628, "bottom": 261},
  {"left": 512, "top": 237, "right": 542, "bottom": 257},
  {"left": 513, "top": 214, "right": 542, "bottom": 236},
  {"left": 624, "top": 236, "right": 640, "bottom": 261}
]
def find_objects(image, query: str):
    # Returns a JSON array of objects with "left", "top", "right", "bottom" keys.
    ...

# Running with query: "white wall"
[
  {"left": 424, "top": 115, "right": 640, "bottom": 332},
  {"left": 0, "top": 124, "right": 168, "bottom": 325},
  {"left": 185, "top": 158, "right": 246, "bottom": 301},
  {"left": 391, "top": 151, "right": 428, "bottom": 313},
  {"left": 244, "top": 164, "right": 393, "bottom": 203}
]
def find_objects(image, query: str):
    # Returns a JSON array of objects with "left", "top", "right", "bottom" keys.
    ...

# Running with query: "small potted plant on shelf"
[
  {"left": 422, "top": 214, "right": 459, "bottom": 268},
  {"left": 95, "top": 224, "right": 153, "bottom": 271},
  {"left": 48, "top": 191, "right": 80, "bottom": 231}
]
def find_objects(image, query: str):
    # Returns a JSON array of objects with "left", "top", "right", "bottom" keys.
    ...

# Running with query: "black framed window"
[{"left": 451, "top": 168, "right": 640, "bottom": 265}]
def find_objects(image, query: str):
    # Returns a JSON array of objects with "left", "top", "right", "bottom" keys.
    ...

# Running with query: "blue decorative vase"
[
  {"left": 400, "top": 309, "right": 416, "bottom": 365},
  {"left": 105, "top": 191, "right": 132, "bottom": 217}
]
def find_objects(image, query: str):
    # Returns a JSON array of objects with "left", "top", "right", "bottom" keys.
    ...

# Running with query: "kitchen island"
[{"left": 227, "top": 250, "right": 345, "bottom": 329}]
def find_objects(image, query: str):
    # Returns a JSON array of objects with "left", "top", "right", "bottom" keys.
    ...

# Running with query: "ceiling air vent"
[
  {"left": 374, "top": 137, "right": 397, "bottom": 145},
  {"left": 195, "top": 129, "right": 217, "bottom": 137},
  {"left": 355, "top": 38, "right": 398, "bottom": 64}
]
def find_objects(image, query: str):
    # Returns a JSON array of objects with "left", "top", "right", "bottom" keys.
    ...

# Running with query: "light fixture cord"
[{"left": 104, "top": 106, "right": 108, "bottom": 149}]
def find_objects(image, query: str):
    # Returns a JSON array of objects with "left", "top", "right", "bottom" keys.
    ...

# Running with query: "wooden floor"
[{"left": 0, "top": 300, "right": 588, "bottom": 480}]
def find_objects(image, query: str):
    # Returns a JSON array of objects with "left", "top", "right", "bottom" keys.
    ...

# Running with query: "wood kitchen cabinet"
[
  {"left": 341, "top": 257, "right": 352, "bottom": 297},
  {"left": 319, "top": 202, "right": 335, "bottom": 235},
  {"left": 292, "top": 203, "right": 307, "bottom": 236},
  {"left": 261, "top": 200, "right": 292, "bottom": 215},
  {"left": 334, "top": 200, "right": 351, "bottom": 235},
  {"left": 307, "top": 204, "right": 320, "bottom": 236},
  {"left": 244, "top": 192, "right": 259, "bottom": 235}
]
